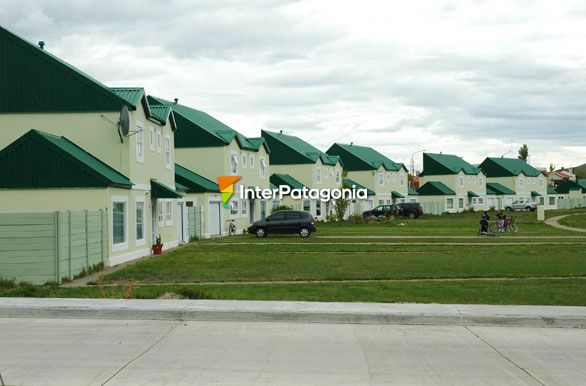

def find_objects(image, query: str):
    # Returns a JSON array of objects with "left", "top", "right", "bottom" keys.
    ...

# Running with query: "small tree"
[
  {"left": 334, "top": 197, "right": 350, "bottom": 221},
  {"left": 518, "top": 144, "right": 529, "bottom": 161},
  {"left": 549, "top": 163, "right": 555, "bottom": 172}
]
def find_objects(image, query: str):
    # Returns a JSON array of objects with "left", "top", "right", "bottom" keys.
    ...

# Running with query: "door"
[
  {"left": 249, "top": 200, "right": 255, "bottom": 224},
  {"left": 209, "top": 201, "right": 221, "bottom": 236},
  {"left": 260, "top": 200, "right": 267, "bottom": 220},
  {"left": 177, "top": 202, "right": 185, "bottom": 244},
  {"left": 151, "top": 199, "right": 158, "bottom": 243}
]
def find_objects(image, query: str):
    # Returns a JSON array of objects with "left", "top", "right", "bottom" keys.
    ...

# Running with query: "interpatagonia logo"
[{"left": 217, "top": 176, "right": 241, "bottom": 208}]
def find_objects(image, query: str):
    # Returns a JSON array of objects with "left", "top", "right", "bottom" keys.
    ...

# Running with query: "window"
[
  {"left": 479, "top": 177, "right": 484, "bottom": 187},
  {"left": 336, "top": 170, "right": 340, "bottom": 184},
  {"left": 379, "top": 199, "right": 384, "bottom": 205},
  {"left": 272, "top": 199, "right": 281, "bottom": 209},
  {"left": 387, "top": 173, "right": 391, "bottom": 181},
  {"left": 378, "top": 172, "right": 384, "bottom": 186},
  {"left": 164, "top": 134, "right": 171, "bottom": 169},
  {"left": 467, "top": 176, "right": 471, "bottom": 183},
  {"left": 136, "top": 200, "right": 145, "bottom": 244},
  {"left": 230, "top": 152, "right": 239, "bottom": 175},
  {"left": 230, "top": 200, "right": 239, "bottom": 216},
  {"left": 478, "top": 197, "right": 484, "bottom": 205},
  {"left": 539, "top": 179, "right": 544, "bottom": 188},
  {"left": 458, "top": 197, "right": 464, "bottom": 209},
  {"left": 156, "top": 129, "right": 162, "bottom": 153},
  {"left": 549, "top": 196, "right": 556, "bottom": 206},
  {"left": 285, "top": 212, "right": 301, "bottom": 220},
  {"left": 519, "top": 177, "right": 524, "bottom": 187},
  {"left": 392, "top": 174, "right": 396, "bottom": 182},
  {"left": 157, "top": 201, "right": 164, "bottom": 225},
  {"left": 447, "top": 198, "right": 454, "bottom": 209},
  {"left": 473, "top": 176, "right": 477, "bottom": 182},
  {"left": 410, "top": 199, "right": 417, "bottom": 203},
  {"left": 241, "top": 200, "right": 247, "bottom": 216},
  {"left": 241, "top": 154, "right": 247, "bottom": 168},
  {"left": 260, "top": 158, "right": 266, "bottom": 178},
  {"left": 269, "top": 212, "right": 286, "bottom": 221},
  {"left": 386, "top": 200, "right": 392, "bottom": 205},
  {"left": 472, "top": 197, "right": 477, "bottom": 205},
  {"left": 400, "top": 174, "right": 405, "bottom": 187},
  {"left": 459, "top": 177, "right": 464, "bottom": 187},
  {"left": 539, "top": 197, "right": 545, "bottom": 205},
  {"left": 136, "top": 123, "right": 144, "bottom": 163},
  {"left": 149, "top": 127, "right": 154, "bottom": 151},
  {"left": 303, "top": 200, "right": 311, "bottom": 212},
  {"left": 165, "top": 201, "right": 173, "bottom": 225},
  {"left": 316, "top": 201, "right": 321, "bottom": 216},
  {"left": 249, "top": 155, "right": 255, "bottom": 169},
  {"left": 113, "top": 201, "right": 126, "bottom": 246},
  {"left": 317, "top": 168, "right": 322, "bottom": 184}
]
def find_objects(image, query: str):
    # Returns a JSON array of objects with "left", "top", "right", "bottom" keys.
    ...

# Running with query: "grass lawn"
[
  {"left": 558, "top": 213, "right": 586, "bottom": 229},
  {"left": 2, "top": 208, "right": 586, "bottom": 305}
]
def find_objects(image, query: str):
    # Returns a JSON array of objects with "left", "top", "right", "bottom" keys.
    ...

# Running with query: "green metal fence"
[
  {"left": 557, "top": 197, "right": 586, "bottom": 210},
  {"left": 187, "top": 206, "right": 203, "bottom": 240},
  {"left": 420, "top": 201, "right": 446, "bottom": 215},
  {"left": 0, "top": 210, "right": 107, "bottom": 285}
]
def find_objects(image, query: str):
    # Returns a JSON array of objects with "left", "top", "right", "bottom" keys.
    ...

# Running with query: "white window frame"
[
  {"left": 149, "top": 127, "right": 155, "bottom": 151},
  {"left": 459, "top": 176, "right": 464, "bottom": 187},
  {"left": 387, "top": 173, "right": 391, "bottom": 181},
  {"left": 392, "top": 174, "right": 396, "bottom": 182},
  {"left": 165, "top": 200, "right": 173, "bottom": 226},
  {"left": 549, "top": 196, "right": 556, "bottom": 206},
  {"left": 230, "top": 152, "right": 239, "bottom": 175},
  {"left": 249, "top": 154, "right": 255, "bottom": 169},
  {"left": 458, "top": 197, "right": 464, "bottom": 209},
  {"left": 447, "top": 198, "right": 454, "bottom": 209},
  {"left": 230, "top": 200, "right": 239, "bottom": 217},
  {"left": 241, "top": 200, "right": 248, "bottom": 216},
  {"left": 324, "top": 168, "right": 329, "bottom": 179},
  {"left": 478, "top": 197, "right": 484, "bottom": 205},
  {"left": 335, "top": 170, "right": 340, "bottom": 184},
  {"left": 467, "top": 176, "right": 471, "bottom": 183},
  {"left": 303, "top": 200, "right": 311, "bottom": 212},
  {"left": 479, "top": 176, "right": 484, "bottom": 187},
  {"left": 317, "top": 168, "right": 322, "bottom": 184},
  {"left": 539, "top": 179, "right": 544, "bottom": 188},
  {"left": 111, "top": 195, "right": 129, "bottom": 252},
  {"left": 519, "top": 177, "right": 524, "bottom": 187},
  {"left": 259, "top": 157, "right": 266, "bottom": 179},
  {"left": 157, "top": 200, "right": 164, "bottom": 226},
  {"left": 400, "top": 174, "right": 405, "bottom": 187},
  {"left": 136, "top": 122, "right": 144, "bottom": 163},
  {"left": 135, "top": 198, "right": 146, "bottom": 246},
  {"left": 164, "top": 133, "right": 171, "bottom": 169},
  {"left": 156, "top": 129, "right": 162, "bottom": 154},
  {"left": 241, "top": 153, "right": 247, "bottom": 169}
]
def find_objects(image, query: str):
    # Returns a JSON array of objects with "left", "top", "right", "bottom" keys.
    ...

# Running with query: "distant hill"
[{"left": 575, "top": 163, "right": 586, "bottom": 179}]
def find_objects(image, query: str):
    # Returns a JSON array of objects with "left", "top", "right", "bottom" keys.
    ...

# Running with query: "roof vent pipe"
[
  {"left": 280, "top": 130, "right": 283, "bottom": 134},
  {"left": 350, "top": 142, "right": 353, "bottom": 146},
  {"left": 38, "top": 41, "right": 45, "bottom": 50},
  {"left": 174, "top": 98, "right": 178, "bottom": 104}
]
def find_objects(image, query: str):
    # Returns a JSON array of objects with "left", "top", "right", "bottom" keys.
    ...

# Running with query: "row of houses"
[{"left": 1, "top": 26, "right": 585, "bottom": 270}]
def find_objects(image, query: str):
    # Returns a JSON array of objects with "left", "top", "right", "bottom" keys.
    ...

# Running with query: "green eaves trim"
[
  {"left": 270, "top": 173, "right": 305, "bottom": 190},
  {"left": 408, "top": 187, "right": 419, "bottom": 195},
  {"left": 391, "top": 191, "right": 405, "bottom": 199},
  {"left": 417, "top": 181, "right": 456, "bottom": 196},
  {"left": 151, "top": 179, "right": 182, "bottom": 199},
  {"left": 0, "top": 26, "right": 133, "bottom": 113},
  {"left": 467, "top": 191, "right": 479, "bottom": 198},
  {"left": 531, "top": 191, "right": 542, "bottom": 197},
  {"left": 174, "top": 164, "right": 219, "bottom": 193},
  {"left": 343, "top": 178, "right": 375, "bottom": 196},
  {"left": 0, "top": 129, "right": 132, "bottom": 189}
]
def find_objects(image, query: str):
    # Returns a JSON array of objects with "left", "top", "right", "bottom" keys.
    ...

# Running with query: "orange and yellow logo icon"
[{"left": 217, "top": 176, "right": 241, "bottom": 208}]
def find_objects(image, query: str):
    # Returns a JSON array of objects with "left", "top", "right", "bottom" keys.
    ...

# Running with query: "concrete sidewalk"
[{"left": 1, "top": 298, "right": 586, "bottom": 328}]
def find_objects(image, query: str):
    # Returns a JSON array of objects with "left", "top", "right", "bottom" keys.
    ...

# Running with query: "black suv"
[
  {"left": 248, "top": 210, "right": 316, "bottom": 238},
  {"left": 398, "top": 203, "right": 423, "bottom": 219},
  {"left": 362, "top": 205, "right": 401, "bottom": 219}
]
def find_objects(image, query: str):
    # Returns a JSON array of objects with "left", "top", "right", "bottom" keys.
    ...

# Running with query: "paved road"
[{"left": 1, "top": 318, "right": 585, "bottom": 385}]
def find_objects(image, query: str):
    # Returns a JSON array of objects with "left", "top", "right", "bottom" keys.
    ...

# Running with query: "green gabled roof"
[
  {"left": 148, "top": 95, "right": 266, "bottom": 152},
  {"left": 326, "top": 143, "right": 404, "bottom": 172},
  {"left": 270, "top": 173, "right": 305, "bottom": 190},
  {"left": 553, "top": 180, "right": 585, "bottom": 194},
  {"left": 479, "top": 157, "right": 542, "bottom": 177},
  {"left": 175, "top": 182, "right": 189, "bottom": 193},
  {"left": 417, "top": 181, "right": 456, "bottom": 196},
  {"left": 0, "top": 26, "right": 134, "bottom": 113},
  {"left": 547, "top": 187, "right": 557, "bottom": 194},
  {"left": 486, "top": 182, "right": 516, "bottom": 196},
  {"left": 420, "top": 153, "right": 481, "bottom": 177},
  {"left": 0, "top": 129, "right": 132, "bottom": 189},
  {"left": 150, "top": 179, "right": 182, "bottom": 199},
  {"left": 110, "top": 88, "right": 145, "bottom": 107},
  {"left": 408, "top": 187, "right": 419, "bottom": 196},
  {"left": 262, "top": 130, "right": 340, "bottom": 166},
  {"left": 577, "top": 180, "right": 586, "bottom": 190},
  {"left": 174, "top": 164, "right": 219, "bottom": 193},
  {"left": 247, "top": 137, "right": 271, "bottom": 152},
  {"left": 343, "top": 178, "right": 375, "bottom": 196}
]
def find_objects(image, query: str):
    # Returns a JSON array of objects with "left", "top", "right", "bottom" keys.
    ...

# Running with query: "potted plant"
[{"left": 152, "top": 235, "right": 163, "bottom": 255}]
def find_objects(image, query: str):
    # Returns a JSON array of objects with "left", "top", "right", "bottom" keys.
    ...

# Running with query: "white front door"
[{"left": 209, "top": 201, "right": 221, "bottom": 236}]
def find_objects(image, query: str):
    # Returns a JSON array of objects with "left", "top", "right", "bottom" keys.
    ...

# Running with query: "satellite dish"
[{"left": 118, "top": 106, "right": 130, "bottom": 142}]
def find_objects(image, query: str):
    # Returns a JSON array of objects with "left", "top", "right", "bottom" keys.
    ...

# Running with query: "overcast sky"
[{"left": 2, "top": 0, "right": 585, "bottom": 170}]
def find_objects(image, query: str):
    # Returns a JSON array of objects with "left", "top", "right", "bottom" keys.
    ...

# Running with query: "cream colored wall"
[
  {"left": 486, "top": 174, "right": 547, "bottom": 202},
  {"left": 419, "top": 171, "right": 487, "bottom": 212},
  {"left": 0, "top": 188, "right": 109, "bottom": 212}
]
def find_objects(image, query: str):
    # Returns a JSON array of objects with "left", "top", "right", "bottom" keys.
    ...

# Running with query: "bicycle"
[
  {"left": 226, "top": 219, "right": 237, "bottom": 236},
  {"left": 489, "top": 217, "right": 518, "bottom": 233}
]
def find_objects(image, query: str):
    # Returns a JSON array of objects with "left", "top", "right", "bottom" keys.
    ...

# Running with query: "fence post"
[
  {"left": 101, "top": 208, "right": 108, "bottom": 266},
  {"left": 85, "top": 209, "right": 89, "bottom": 269},
  {"left": 54, "top": 211, "right": 61, "bottom": 284},
  {"left": 68, "top": 210, "right": 72, "bottom": 279}
]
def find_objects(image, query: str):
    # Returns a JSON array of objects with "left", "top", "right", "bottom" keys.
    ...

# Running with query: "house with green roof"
[
  {"left": 0, "top": 26, "right": 183, "bottom": 265},
  {"left": 326, "top": 143, "right": 409, "bottom": 215},
  {"left": 417, "top": 153, "right": 487, "bottom": 213},
  {"left": 549, "top": 179, "right": 586, "bottom": 209},
  {"left": 261, "top": 130, "right": 343, "bottom": 219},
  {"left": 479, "top": 157, "right": 547, "bottom": 207},
  {"left": 149, "top": 96, "right": 271, "bottom": 236}
]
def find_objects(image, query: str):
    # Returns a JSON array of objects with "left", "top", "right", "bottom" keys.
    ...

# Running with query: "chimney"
[
  {"left": 279, "top": 130, "right": 283, "bottom": 134},
  {"left": 38, "top": 41, "right": 45, "bottom": 50},
  {"left": 173, "top": 98, "right": 178, "bottom": 104}
]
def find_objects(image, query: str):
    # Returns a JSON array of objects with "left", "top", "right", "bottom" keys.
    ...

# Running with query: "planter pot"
[{"left": 152, "top": 244, "right": 163, "bottom": 255}]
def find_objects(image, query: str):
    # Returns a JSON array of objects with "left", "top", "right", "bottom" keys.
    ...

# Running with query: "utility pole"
[{"left": 410, "top": 149, "right": 426, "bottom": 175}]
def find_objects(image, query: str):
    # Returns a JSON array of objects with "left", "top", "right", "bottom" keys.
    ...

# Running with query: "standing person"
[
  {"left": 482, "top": 211, "right": 490, "bottom": 221},
  {"left": 479, "top": 215, "right": 489, "bottom": 235}
]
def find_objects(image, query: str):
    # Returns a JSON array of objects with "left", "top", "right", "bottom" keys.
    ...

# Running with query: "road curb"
[{"left": 1, "top": 298, "right": 586, "bottom": 328}]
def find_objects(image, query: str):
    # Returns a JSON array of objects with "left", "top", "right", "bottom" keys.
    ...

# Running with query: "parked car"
[
  {"left": 506, "top": 200, "right": 537, "bottom": 211},
  {"left": 362, "top": 205, "right": 401, "bottom": 219},
  {"left": 248, "top": 210, "right": 316, "bottom": 238},
  {"left": 398, "top": 203, "right": 424, "bottom": 219}
]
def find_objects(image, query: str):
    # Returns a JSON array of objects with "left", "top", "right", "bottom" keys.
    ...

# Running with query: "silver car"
[{"left": 506, "top": 200, "right": 537, "bottom": 211}]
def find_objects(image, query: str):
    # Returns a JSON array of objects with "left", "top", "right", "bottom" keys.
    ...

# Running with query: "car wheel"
[
  {"left": 408, "top": 212, "right": 416, "bottom": 219},
  {"left": 299, "top": 227, "right": 310, "bottom": 238},
  {"left": 525, "top": 206, "right": 532, "bottom": 211},
  {"left": 506, "top": 206, "right": 512, "bottom": 211},
  {"left": 256, "top": 228, "right": 266, "bottom": 238}
]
